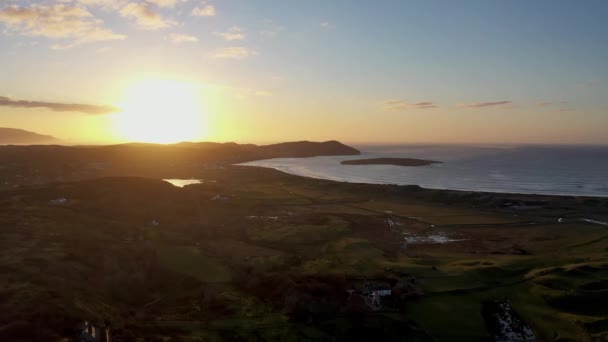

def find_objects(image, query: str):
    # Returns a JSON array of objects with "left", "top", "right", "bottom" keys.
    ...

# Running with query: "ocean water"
[{"left": 240, "top": 145, "right": 608, "bottom": 197}]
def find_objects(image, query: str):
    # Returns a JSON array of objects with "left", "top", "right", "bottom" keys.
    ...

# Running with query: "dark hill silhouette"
[
  {"left": 259, "top": 140, "right": 360, "bottom": 158},
  {"left": 0, "top": 127, "right": 62, "bottom": 145},
  {"left": 85, "top": 140, "right": 359, "bottom": 162},
  {"left": 0, "top": 140, "right": 360, "bottom": 184}
]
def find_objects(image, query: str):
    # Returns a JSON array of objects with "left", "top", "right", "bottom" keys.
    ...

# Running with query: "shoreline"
[
  {"left": 237, "top": 163, "right": 608, "bottom": 199},
  {"left": 340, "top": 157, "right": 441, "bottom": 167}
]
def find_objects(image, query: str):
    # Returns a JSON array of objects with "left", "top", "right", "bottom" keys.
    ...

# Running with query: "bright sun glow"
[{"left": 116, "top": 79, "right": 207, "bottom": 144}]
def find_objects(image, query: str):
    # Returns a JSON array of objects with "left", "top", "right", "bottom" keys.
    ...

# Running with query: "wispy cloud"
[
  {"left": 320, "top": 21, "right": 332, "bottom": 28},
  {"left": 76, "top": 0, "right": 127, "bottom": 9},
  {"left": 214, "top": 26, "right": 245, "bottom": 41},
  {"left": 119, "top": 2, "right": 174, "bottom": 30},
  {"left": 211, "top": 46, "right": 254, "bottom": 59},
  {"left": 381, "top": 100, "right": 437, "bottom": 111},
  {"left": 0, "top": 4, "right": 126, "bottom": 47},
  {"left": 0, "top": 96, "right": 120, "bottom": 114},
  {"left": 146, "top": 0, "right": 179, "bottom": 8},
  {"left": 168, "top": 33, "right": 198, "bottom": 43},
  {"left": 461, "top": 101, "right": 512, "bottom": 108},
  {"left": 191, "top": 4, "right": 216, "bottom": 17}
]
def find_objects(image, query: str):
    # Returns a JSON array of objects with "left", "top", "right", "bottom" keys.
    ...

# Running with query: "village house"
[
  {"left": 365, "top": 285, "right": 392, "bottom": 302},
  {"left": 362, "top": 281, "right": 392, "bottom": 297},
  {"left": 361, "top": 281, "right": 392, "bottom": 308}
]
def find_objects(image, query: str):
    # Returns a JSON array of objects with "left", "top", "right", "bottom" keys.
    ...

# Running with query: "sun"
[{"left": 116, "top": 79, "right": 207, "bottom": 144}]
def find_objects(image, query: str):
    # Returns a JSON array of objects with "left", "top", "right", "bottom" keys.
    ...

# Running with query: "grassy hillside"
[{"left": 0, "top": 166, "right": 607, "bottom": 340}]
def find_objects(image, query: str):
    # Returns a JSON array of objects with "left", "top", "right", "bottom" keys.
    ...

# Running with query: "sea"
[{"left": 240, "top": 145, "right": 608, "bottom": 197}]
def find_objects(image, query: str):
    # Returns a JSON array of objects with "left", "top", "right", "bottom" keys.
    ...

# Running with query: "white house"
[{"left": 373, "top": 288, "right": 392, "bottom": 296}]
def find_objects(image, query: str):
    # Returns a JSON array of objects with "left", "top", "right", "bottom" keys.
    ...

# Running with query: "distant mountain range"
[
  {"left": 0, "top": 128, "right": 360, "bottom": 161},
  {"left": 0, "top": 127, "right": 62, "bottom": 145}
]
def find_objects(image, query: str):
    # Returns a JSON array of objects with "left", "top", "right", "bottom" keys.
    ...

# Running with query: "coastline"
[
  {"left": 231, "top": 164, "right": 608, "bottom": 228},
  {"left": 3, "top": 150, "right": 608, "bottom": 341},
  {"left": 340, "top": 157, "right": 441, "bottom": 167},
  {"left": 237, "top": 162, "right": 608, "bottom": 199}
]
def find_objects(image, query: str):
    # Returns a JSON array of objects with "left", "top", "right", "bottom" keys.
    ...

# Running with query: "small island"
[{"left": 340, "top": 157, "right": 441, "bottom": 167}]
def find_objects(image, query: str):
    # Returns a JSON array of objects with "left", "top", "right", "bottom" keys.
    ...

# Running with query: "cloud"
[
  {"left": 146, "top": 0, "right": 179, "bottom": 8},
  {"left": 381, "top": 100, "right": 437, "bottom": 111},
  {"left": 191, "top": 4, "right": 215, "bottom": 17},
  {"left": 168, "top": 33, "right": 198, "bottom": 43},
  {"left": 76, "top": 0, "right": 127, "bottom": 9},
  {"left": 320, "top": 21, "right": 332, "bottom": 28},
  {"left": 0, "top": 96, "right": 120, "bottom": 114},
  {"left": 462, "top": 101, "right": 512, "bottom": 108},
  {"left": 214, "top": 26, "right": 245, "bottom": 41},
  {"left": 51, "top": 42, "right": 79, "bottom": 50},
  {"left": 0, "top": 4, "right": 126, "bottom": 47},
  {"left": 211, "top": 46, "right": 254, "bottom": 59},
  {"left": 120, "top": 2, "right": 174, "bottom": 30}
]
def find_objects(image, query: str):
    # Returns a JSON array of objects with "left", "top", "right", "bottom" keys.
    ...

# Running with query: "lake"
[{"left": 163, "top": 179, "right": 202, "bottom": 187}]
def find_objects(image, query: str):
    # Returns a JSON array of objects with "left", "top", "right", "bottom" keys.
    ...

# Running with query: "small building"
[
  {"left": 362, "top": 284, "right": 391, "bottom": 308},
  {"left": 372, "top": 287, "right": 392, "bottom": 296},
  {"left": 362, "top": 282, "right": 392, "bottom": 297}
]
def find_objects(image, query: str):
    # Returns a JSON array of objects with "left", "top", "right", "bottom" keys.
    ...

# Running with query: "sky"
[{"left": 0, "top": 0, "right": 607, "bottom": 145}]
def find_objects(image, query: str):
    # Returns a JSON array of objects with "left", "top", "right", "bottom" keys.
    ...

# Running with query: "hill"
[
  {"left": 0, "top": 127, "right": 62, "bottom": 145},
  {"left": 0, "top": 140, "right": 360, "bottom": 187},
  {"left": 258, "top": 140, "right": 361, "bottom": 158}
]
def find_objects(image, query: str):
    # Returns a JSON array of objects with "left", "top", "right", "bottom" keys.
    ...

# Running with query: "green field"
[{"left": 0, "top": 166, "right": 607, "bottom": 340}]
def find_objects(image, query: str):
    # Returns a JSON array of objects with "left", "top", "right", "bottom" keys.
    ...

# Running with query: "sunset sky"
[{"left": 0, "top": 0, "right": 607, "bottom": 145}]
